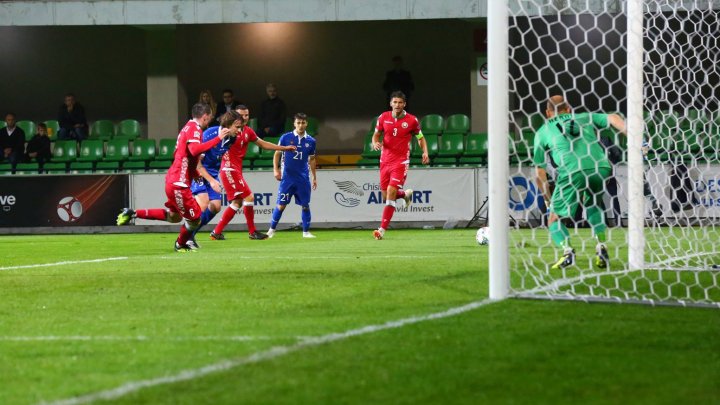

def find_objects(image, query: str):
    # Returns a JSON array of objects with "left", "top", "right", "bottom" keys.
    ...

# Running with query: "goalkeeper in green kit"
[{"left": 533, "top": 95, "right": 627, "bottom": 269}]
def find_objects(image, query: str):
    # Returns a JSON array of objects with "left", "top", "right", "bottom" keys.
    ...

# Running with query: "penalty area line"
[
  {"left": 41, "top": 298, "right": 498, "bottom": 405},
  {"left": 0, "top": 257, "right": 128, "bottom": 272}
]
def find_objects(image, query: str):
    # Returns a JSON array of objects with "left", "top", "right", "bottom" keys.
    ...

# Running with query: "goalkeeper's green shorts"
[{"left": 550, "top": 167, "right": 611, "bottom": 219}]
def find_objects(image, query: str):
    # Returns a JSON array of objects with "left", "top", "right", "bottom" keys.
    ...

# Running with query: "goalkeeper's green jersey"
[{"left": 532, "top": 112, "right": 612, "bottom": 177}]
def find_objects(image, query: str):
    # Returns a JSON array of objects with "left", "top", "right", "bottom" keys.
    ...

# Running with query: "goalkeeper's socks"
[{"left": 549, "top": 221, "right": 570, "bottom": 247}]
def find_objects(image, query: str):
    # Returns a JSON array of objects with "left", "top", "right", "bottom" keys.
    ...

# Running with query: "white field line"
[
  {"left": 0, "top": 257, "right": 128, "bottom": 272},
  {"left": 41, "top": 298, "right": 497, "bottom": 405},
  {"left": 0, "top": 335, "right": 291, "bottom": 342}
]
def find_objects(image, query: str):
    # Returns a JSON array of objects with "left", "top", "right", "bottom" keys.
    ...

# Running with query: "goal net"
[{"left": 497, "top": 0, "right": 720, "bottom": 307}]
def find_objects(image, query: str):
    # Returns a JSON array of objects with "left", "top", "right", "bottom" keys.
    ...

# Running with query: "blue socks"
[
  {"left": 270, "top": 207, "right": 283, "bottom": 230},
  {"left": 301, "top": 206, "right": 311, "bottom": 232}
]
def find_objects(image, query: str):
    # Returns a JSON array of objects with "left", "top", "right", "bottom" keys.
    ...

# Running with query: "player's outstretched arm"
[{"left": 256, "top": 138, "right": 296, "bottom": 152}]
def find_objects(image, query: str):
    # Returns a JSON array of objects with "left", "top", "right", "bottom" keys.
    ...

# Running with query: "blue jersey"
[
  {"left": 278, "top": 131, "right": 316, "bottom": 183},
  {"left": 199, "top": 126, "right": 230, "bottom": 178}
]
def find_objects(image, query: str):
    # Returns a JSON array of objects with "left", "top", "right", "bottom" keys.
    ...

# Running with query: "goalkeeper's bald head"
[{"left": 546, "top": 95, "right": 571, "bottom": 118}]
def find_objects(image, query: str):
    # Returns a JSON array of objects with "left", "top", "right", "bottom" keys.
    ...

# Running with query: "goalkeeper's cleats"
[
  {"left": 595, "top": 243, "right": 609, "bottom": 269},
  {"left": 116, "top": 208, "right": 135, "bottom": 226},
  {"left": 403, "top": 188, "right": 413, "bottom": 208},
  {"left": 174, "top": 241, "right": 195, "bottom": 253},
  {"left": 373, "top": 228, "right": 385, "bottom": 240},
  {"left": 210, "top": 231, "right": 225, "bottom": 240},
  {"left": 551, "top": 248, "right": 575, "bottom": 269}
]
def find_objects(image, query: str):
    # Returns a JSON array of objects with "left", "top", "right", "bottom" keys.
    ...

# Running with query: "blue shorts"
[
  {"left": 191, "top": 177, "right": 223, "bottom": 201},
  {"left": 276, "top": 178, "right": 311, "bottom": 206}
]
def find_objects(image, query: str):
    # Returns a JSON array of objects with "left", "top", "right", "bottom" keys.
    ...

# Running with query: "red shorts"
[
  {"left": 220, "top": 169, "right": 253, "bottom": 201},
  {"left": 379, "top": 162, "right": 409, "bottom": 190},
  {"left": 164, "top": 183, "right": 202, "bottom": 221}
]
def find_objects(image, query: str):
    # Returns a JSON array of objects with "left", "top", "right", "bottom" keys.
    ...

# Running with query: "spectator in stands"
[
  {"left": 57, "top": 93, "right": 88, "bottom": 141},
  {"left": 198, "top": 89, "right": 218, "bottom": 125},
  {"left": 26, "top": 122, "right": 52, "bottom": 173},
  {"left": 383, "top": 56, "right": 415, "bottom": 101},
  {"left": 0, "top": 112, "right": 26, "bottom": 174},
  {"left": 258, "top": 83, "right": 287, "bottom": 139},
  {"left": 215, "top": 88, "right": 241, "bottom": 122}
]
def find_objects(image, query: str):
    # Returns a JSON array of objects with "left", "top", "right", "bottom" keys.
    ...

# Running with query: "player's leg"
[
  {"left": 268, "top": 181, "right": 292, "bottom": 238},
  {"left": 548, "top": 175, "right": 577, "bottom": 269},
  {"left": 187, "top": 186, "right": 210, "bottom": 249},
  {"left": 242, "top": 194, "right": 268, "bottom": 240},
  {"left": 173, "top": 187, "right": 203, "bottom": 252},
  {"left": 297, "top": 182, "right": 314, "bottom": 238},
  {"left": 374, "top": 164, "right": 405, "bottom": 240},
  {"left": 585, "top": 168, "right": 611, "bottom": 268},
  {"left": 117, "top": 183, "right": 185, "bottom": 225},
  {"left": 211, "top": 171, "right": 239, "bottom": 240}
]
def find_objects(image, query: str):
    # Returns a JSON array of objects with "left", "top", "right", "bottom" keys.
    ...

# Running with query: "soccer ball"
[
  {"left": 476, "top": 226, "right": 490, "bottom": 245},
  {"left": 57, "top": 196, "right": 83, "bottom": 222}
]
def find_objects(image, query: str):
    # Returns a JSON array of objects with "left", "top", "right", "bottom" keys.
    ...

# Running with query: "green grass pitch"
[{"left": 1, "top": 229, "right": 718, "bottom": 404}]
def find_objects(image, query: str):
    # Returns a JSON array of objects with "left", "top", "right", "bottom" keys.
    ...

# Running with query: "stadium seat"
[
  {"left": 76, "top": 140, "right": 105, "bottom": 165},
  {"left": 432, "top": 133, "right": 465, "bottom": 166},
  {"left": 511, "top": 132, "right": 535, "bottom": 164},
  {"left": 95, "top": 161, "right": 119, "bottom": 173},
  {"left": 14, "top": 162, "right": 39, "bottom": 175},
  {"left": 0, "top": 121, "right": 5, "bottom": 129},
  {"left": 155, "top": 138, "right": 176, "bottom": 161},
  {"left": 370, "top": 115, "right": 381, "bottom": 131},
  {"left": 148, "top": 159, "right": 172, "bottom": 172},
  {"left": 44, "top": 120, "right": 60, "bottom": 141},
  {"left": 252, "top": 159, "right": 274, "bottom": 170},
  {"left": 357, "top": 157, "right": 379, "bottom": 168},
  {"left": 306, "top": 116, "right": 319, "bottom": 136},
  {"left": 0, "top": 163, "right": 12, "bottom": 174},
  {"left": 361, "top": 132, "right": 380, "bottom": 159},
  {"left": 444, "top": 114, "right": 470, "bottom": 136},
  {"left": 103, "top": 139, "right": 130, "bottom": 163},
  {"left": 16, "top": 120, "right": 36, "bottom": 141},
  {"left": 121, "top": 161, "right": 147, "bottom": 173},
  {"left": 128, "top": 139, "right": 156, "bottom": 163},
  {"left": 284, "top": 117, "right": 294, "bottom": 132},
  {"left": 69, "top": 161, "right": 94, "bottom": 174},
  {"left": 116, "top": 119, "right": 141, "bottom": 140},
  {"left": 412, "top": 134, "right": 438, "bottom": 158},
  {"left": 51, "top": 140, "right": 78, "bottom": 163},
  {"left": 89, "top": 120, "right": 115, "bottom": 141},
  {"left": 248, "top": 118, "right": 259, "bottom": 133},
  {"left": 420, "top": 114, "right": 444, "bottom": 136},
  {"left": 43, "top": 162, "right": 69, "bottom": 173},
  {"left": 459, "top": 133, "right": 488, "bottom": 166},
  {"left": 244, "top": 141, "right": 261, "bottom": 167}
]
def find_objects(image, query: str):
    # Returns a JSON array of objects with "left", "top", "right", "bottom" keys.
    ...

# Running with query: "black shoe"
[
  {"left": 249, "top": 231, "right": 269, "bottom": 240},
  {"left": 116, "top": 208, "right": 135, "bottom": 225},
  {"left": 595, "top": 244, "right": 609, "bottom": 269},
  {"left": 210, "top": 231, "right": 225, "bottom": 240},
  {"left": 174, "top": 241, "right": 194, "bottom": 253},
  {"left": 551, "top": 248, "right": 575, "bottom": 269}
]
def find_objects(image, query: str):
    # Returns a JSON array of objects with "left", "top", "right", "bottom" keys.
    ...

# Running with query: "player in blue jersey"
[
  {"left": 266, "top": 113, "right": 318, "bottom": 238},
  {"left": 188, "top": 109, "right": 243, "bottom": 247}
]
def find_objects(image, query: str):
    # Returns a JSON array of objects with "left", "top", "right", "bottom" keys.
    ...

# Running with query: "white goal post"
[{"left": 489, "top": 0, "right": 720, "bottom": 308}]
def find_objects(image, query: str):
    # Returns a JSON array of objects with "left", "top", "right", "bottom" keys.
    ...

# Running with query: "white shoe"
[
  {"left": 403, "top": 188, "right": 413, "bottom": 208},
  {"left": 302, "top": 232, "right": 316, "bottom": 238},
  {"left": 267, "top": 228, "right": 275, "bottom": 238}
]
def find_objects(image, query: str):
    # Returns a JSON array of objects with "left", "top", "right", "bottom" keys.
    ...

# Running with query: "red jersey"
[
  {"left": 220, "top": 126, "right": 259, "bottom": 171},
  {"left": 166, "top": 119, "right": 204, "bottom": 187},
  {"left": 375, "top": 111, "right": 421, "bottom": 165}
]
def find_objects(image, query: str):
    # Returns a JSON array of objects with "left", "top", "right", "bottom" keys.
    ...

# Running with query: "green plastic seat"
[
  {"left": 69, "top": 161, "right": 94, "bottom": 174},
  {"left": 248, "top": 118, "right": 259, "bottom": 132},
  {"left": 16, "top": 120, "right": 36, "bottom": 141},
  {"left": 0, "top": 121, "right": 6, "bottom": 130},
  {"left": 432, "top": 133, "right": 464, "bottom": 166},
  {"left": 459, "top": 133, "right": 488, "bottom": 166},
  {"left": 420, "top": 114, "right": 444, "bottom": 136},
  {"left": 259, "top": 137, "right": 280, "bottom": 159},
  {"left": 148, "top": 160, "right": 172, "bottom": 172},
  {"left": 361, "top": 131, "right": 380, "bottom": 159},
  {"left": 357, "top": 157, "right": 379, "bottom": 168},
  {"left": 43, "top": 162, "right": 68, "bottom": 173},
  {"left": 116, "top": 119, "right": 141, "bottom": 140},
  {"left": 306, "top": 116, "right": 319, "bottom": 136},
  {"left": 51, "top": 140, "right": 78, "bottom": 163},
  {"left": 90, "top": 120, "right": 115, "bottom": 141},
  {"left": 155, "top": 138, "right": 176, "bottom": 161},
  {"left": 252, "top": 159, "right": 274, "bottom": 170},
  {"left": 245, "top": 141, "right": 261, "bottom": 162},
  {"left": 44, "top": 120, "right": 60, "bottom": 141},
  {"left": 444, "top": 114, "right": 470, "bottom": 136},
  {"left": 14, "top": 162, "right": 40, "bottom": 174},
  {"left": 77, "top": 140, "right": 105, "bottom": 163},
  {"left": 103, "top": 139, "right": 130, "bottom": 162},
  {"left": 128, "top": 139, "right": 156, "bottom": 163},
  {"left": 95, "top": 161, "right": 120, "bottom": 173},
  {"left": 121, "top": 161, "right": 148, "bottom": 173},
  {"left": 412, "top": 134, "right": 438, "bottom": 159}
]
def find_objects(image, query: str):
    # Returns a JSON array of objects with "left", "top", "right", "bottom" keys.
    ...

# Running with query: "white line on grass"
[
  {"left": 0, "top": 257, "right": 128, "bottom": 272},
  {"left": 41, "top": 298, "right": 497, "bottom": 405},
  {"left": 0, "top": 335, "right": 290, "bottom": 342}
]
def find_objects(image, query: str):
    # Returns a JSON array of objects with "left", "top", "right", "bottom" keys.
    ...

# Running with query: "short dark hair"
[
  {"left": 390, "top": 91, "right": 406, "bottom": 101},
  {"left": 294, "top": 112, "right": 307, "bottom": 121},
  {"left": 222, "top": 89, "right": 233, "bottom": 96},
  {"left": 219, "top": 110, "right": 242, "bottom": 128},
  {"left": 37, "top": 122, "right": 47, "bottom": 130},
  {"left": 191, "top": 103, "right": 212, "bottom": 118},
  {"left": 5, "top": 112, "right": 16, "bottom": 119},
  {"left": 235, "top": 104, "right": 249, "bottom": 111}
]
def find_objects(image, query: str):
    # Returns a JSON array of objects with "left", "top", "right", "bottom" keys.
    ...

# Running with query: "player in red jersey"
[
  {"left": 210, "top": 105, "right": 296, "bottom": 240},
  {"left": 116, "top": 104, "right": 235, "bottom": 252},
  {"left": 371, "top": 91, "right": 429, "bottom": 240}
]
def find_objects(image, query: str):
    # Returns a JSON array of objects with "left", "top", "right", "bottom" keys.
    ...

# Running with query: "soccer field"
[{"left": 1, "top": 229, "right": 718, "bottom": 404}]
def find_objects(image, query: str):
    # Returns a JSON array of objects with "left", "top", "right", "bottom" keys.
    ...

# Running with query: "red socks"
[
  {"left": 380, "top": 204, "right": 395, "bottom": 230},
  {"left": 213, "top": 206, "right": 238, "bottom": 235},
  {"left": 136, "top": 208, "right": 166, "bottom": 221},
  {"left": 244, "top": 205, "right": 256, "bottom": 234}
]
